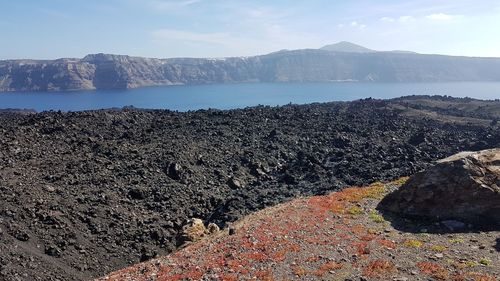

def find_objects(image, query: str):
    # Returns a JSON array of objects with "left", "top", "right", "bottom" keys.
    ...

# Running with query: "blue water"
[{"left": 0, "top": 82, "right": 499, "bottom": 112}]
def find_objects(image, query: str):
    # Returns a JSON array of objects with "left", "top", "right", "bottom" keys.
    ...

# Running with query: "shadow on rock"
[
  {"left": 377, "top": 148, "right": 500, "bottom": 234},
  {"left": 376, "top": 208, "right": 498, "bottom": 234}
]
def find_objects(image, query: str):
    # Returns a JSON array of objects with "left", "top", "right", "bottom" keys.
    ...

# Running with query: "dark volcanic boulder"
[{"left": 378, "top": 148, "right": 500, "bottom": 226}]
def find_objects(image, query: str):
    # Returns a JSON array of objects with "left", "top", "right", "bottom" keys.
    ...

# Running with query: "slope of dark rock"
[
  {"left": 0, "top": 97, "right": 499, "bottom": 280},
  {"left": 98, "top": 180, "right": 500, "bottom": 281}
]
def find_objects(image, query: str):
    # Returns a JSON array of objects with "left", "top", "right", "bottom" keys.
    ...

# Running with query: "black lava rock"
[{"left": 0, "top": 96, "right": 498, "bottom": 281}]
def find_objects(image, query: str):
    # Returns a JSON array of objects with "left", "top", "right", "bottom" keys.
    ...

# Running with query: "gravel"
[{"left": 0, "top": 96, "right": 498, "bottom": 280}]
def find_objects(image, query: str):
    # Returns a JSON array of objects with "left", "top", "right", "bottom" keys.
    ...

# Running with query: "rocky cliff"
[{"left": 2, "top": 46, "right": 500, "bottom": 91}]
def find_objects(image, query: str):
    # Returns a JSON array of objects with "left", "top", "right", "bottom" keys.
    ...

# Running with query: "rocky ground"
[
  {"left": 98, "top": 179, "right": 500, "bottom": 281},
  {"left": 0, "top": 96, "right": 499, "bottom": 280}
]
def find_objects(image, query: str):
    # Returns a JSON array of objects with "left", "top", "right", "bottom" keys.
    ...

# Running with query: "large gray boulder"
[{"left": 378, "top": 148, "right": 500, "bottom": 225}]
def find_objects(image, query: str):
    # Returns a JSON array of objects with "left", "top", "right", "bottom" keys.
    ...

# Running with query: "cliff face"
[
  {"left": 259, "top": 50, "right": 500, "bottom": 82},
  {"left": 0, "top": 59, "right": 96, "bottom": 91},
  {"left": 1, "top": 50, "right": 500, "bottom": 91}
]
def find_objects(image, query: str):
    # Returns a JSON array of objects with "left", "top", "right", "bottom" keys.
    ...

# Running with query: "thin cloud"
[
  {"left": 39, "top": 8, "right": 69, "bottom": 19},
  {"left": 380, "top": 13, "right": 462, "bottom": 24},
  {"left": 346, "top": 21, "right": 367, "bottom": 29},
  {"left": 245, "top": 7, "right": 285, "bottom": 20},
  {"left": 150, "top": 28, "right": 274, "bottom": 56},
  {"left": 380, "top": 17, "right": 395, "bottom": 22},
  {"left": 235, "top": 5, "right": 292, "bottom": 29},
  {"left": 426, "top": 13, "right": 463, "bottom": 20},
  {"left": 149, "top": 0, "right": 201, "bottom": 11},
  {"left": 399, "top": 16, "right": 415, "bottom": 23},
  {"left": 151, "top": 29, "right": 229, "bottom": 45}
]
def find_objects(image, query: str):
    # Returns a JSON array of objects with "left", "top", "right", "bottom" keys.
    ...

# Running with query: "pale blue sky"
[{"left": 1, "top": 0, "right": 500, "bottom": 59}]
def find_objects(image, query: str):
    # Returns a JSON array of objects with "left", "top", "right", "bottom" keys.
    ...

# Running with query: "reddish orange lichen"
[
  {"left": 417, "top": 262, "right": 449, "bottom": 280},
  {"left": 313, "top": 261, "right": 343, "bottom": 277},
  {"left": 362, "top": 259, "right": 397, "bottom": 278}
]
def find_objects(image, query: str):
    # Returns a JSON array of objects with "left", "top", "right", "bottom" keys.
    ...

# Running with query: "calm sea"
[{"left": 0, "top": 82, "right": 499, "bottom": 112}]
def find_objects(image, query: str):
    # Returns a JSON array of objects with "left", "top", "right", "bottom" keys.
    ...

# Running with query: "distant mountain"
[
  {"left": 320, "top": 41, "right": 416, "bottom": 54},
  {"left": 320, "top": 41, "right": 375, "bottom": 53},
  {"left": 1, "top": 46, "right": 500, "bottom": 92}
]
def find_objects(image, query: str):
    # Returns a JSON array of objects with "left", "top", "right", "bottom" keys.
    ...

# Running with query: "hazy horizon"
[{"left": 1, "top": 0, "right": 500, "bottom": 60}]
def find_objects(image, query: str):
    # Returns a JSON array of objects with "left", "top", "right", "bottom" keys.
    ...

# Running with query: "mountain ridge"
[
  {"left": 1, "top": 43, "right": 500, "bottom": 92},
  {"left": 320, "top": 41, "right": 376, "bottom": 53}
]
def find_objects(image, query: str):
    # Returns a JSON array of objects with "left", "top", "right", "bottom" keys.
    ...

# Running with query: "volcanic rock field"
[{"left": 0, "top": 96, "right": 499, "bottom": 280}]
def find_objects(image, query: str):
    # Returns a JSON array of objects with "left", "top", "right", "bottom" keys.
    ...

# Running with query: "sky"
[{"left": 1, "top": 0, "right": 500, "bottom": 59}]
